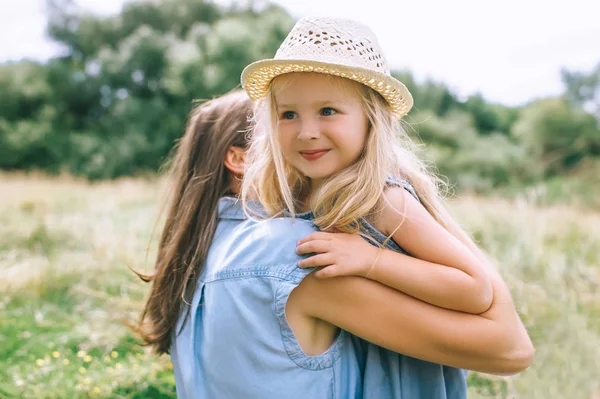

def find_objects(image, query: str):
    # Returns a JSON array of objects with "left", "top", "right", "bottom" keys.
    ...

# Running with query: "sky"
[{"left": 1, "top": 0, "right": 599, "bottom": 106}]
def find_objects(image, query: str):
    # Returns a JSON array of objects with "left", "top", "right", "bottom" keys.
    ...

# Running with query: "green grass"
[{"left": 1, "top": 173, "right": 599, "bottom": 398}]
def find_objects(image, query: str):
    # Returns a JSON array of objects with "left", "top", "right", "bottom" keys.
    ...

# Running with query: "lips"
[{"left": 299, "top": 149, "right": 330, "bottom": 161}]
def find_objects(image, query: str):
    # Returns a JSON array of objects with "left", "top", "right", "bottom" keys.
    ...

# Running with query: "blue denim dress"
[{"left": 170, "top": 179, "right": 467, "bottom": 398}]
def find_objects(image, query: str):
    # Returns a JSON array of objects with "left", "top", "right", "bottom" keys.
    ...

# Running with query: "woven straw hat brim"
[{"left": 241, "top": 59, "right": 414, "bottom": 118}]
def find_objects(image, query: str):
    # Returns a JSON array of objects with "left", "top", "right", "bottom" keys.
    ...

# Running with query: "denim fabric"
[
  {"left": 170, "top": 178, "right": 466, "bottom": 398},
  {"left": 170, "top": 197, "right": 362, "bottom": 399}
]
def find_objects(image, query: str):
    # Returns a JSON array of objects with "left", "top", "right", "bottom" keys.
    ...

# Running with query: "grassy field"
[{"left": 1, "top": 173, "right": 599, "bottom": 398}]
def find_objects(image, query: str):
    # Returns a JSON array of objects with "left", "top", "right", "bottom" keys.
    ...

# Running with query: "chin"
[
  {"left": 304, "top": 171, "right": 335, "bottom": 181},
  {"left": 296, "top": 163, "right": 338, "bottom": 181}
]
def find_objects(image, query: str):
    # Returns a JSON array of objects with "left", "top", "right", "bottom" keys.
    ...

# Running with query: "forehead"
[{"left": 272, "top": 73, "right": 362, "bottom": 105}]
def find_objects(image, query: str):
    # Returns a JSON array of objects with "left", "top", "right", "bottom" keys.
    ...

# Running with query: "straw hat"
[{"left": 241, "top": 16, "right": 413, "bottom": 118}]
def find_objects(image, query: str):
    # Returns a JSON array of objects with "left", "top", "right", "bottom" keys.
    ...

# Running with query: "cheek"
[
  {"left": 355, "top": 118, "right": 369, "bottom": 147},
  {"left": 277, "top": 124, "right": 295, "bottom": 155},
  {"left": 347, "top": 138, "right": 366, "bottom": 159},
  {"left": 341, "top": 125, "right": 368, "bottom": 155}
]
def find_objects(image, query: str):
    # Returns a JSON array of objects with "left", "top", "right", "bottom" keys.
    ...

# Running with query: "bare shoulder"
[{"left": 376, "top": 186, "right": 424, "bottom": 236}]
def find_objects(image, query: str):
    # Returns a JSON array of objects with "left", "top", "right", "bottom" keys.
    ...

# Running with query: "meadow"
[{"left": 1, "top": 173, "right": 599, "bottom": 398}]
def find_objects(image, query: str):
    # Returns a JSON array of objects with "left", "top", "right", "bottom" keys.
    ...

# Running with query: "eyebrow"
[{"left": 277, "top": 100, "right": 346, "bottom": 109}]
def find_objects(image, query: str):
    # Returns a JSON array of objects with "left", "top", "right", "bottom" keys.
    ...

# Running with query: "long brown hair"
[{"left": 135, "top": 89, "right": 253, "bottom": 355}]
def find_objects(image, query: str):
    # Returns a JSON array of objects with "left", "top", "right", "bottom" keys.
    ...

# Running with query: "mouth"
[{"left": 299, "top": 149, "right": 330, "bottom": 161}]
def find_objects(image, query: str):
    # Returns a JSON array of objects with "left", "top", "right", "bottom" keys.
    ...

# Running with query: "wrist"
[{"left": 365, "top": 247, "right": 383, "bottom": 280}]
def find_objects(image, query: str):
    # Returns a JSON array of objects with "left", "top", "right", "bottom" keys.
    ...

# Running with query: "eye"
[
  {"left": 321, "top": 107, "right": 337, "bottom": 116},
  {"left": 281, "top": 111, "right": 297, "bottom": 120}
]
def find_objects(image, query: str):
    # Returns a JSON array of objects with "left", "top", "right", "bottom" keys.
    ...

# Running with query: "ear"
[{"left": 224, "top": 146, "right": 246, "bottom": 175}]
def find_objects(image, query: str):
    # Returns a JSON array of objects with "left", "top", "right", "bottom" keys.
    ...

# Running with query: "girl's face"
[{"left": 274, "top": 73, "right": 369, "bottom": 187}]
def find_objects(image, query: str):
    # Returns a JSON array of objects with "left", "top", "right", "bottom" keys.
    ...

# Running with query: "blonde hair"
[{"left": 242, "top": 73, "right": 474, "bottom": 249}]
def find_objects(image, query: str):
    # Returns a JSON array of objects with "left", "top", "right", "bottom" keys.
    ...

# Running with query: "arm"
[
  {"left": 296, "top": 187, "right": 493, "bottom": 314},
  {"left": 289, "top": 270, "right": 534, "bottom": 375},
  {"left": 369, "top": 187, "right": 493, "bottom": 314}
]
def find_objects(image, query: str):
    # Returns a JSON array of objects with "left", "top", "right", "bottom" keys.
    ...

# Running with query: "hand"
[{"left": 296, "top": 231, "right": 379, "bottom": 279}]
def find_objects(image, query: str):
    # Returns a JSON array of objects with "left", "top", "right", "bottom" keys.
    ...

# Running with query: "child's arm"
[
  {"left": 296, "top": 187, "right": 493, "bottom": 314},
  {"left": 368, "top": 186, "right": 493, "bottom": 314}
]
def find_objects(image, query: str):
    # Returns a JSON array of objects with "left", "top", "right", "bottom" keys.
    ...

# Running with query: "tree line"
[{"left": 1, "top": 0, "right": 598, "bottom": 193}]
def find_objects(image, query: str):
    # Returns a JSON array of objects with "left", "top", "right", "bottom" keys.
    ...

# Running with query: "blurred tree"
[
  {"left": 463, "top": 94, "right": 518, "bottom": 136},
  {"left": 512, "top": 98, "right": 600, "bottom": 176},
  {"left": 0, "top": 0, "right": 294, "bottom": 177},
  {"left": 1, "top": 0, "right": 598, "bottom": 192},
  {"left": 561, "top": 62, "right": 600, "bottom": 121},
  {"left": 0, "top": 61, "right": 52, "bottom": 122},
  {"left": 406, "top": 109, "right": 529, "bottom": 192},
  {"left": 407, "top": 109, "right": 478, "bottom": 149},
  {"left": 392, "top": 72, "right": 460, "bottom": 116}
]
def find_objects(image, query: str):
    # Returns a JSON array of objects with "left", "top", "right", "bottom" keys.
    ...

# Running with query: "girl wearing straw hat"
[
  {"left": 241, "top": 15, "right": 533, "bottom": 395},
  {"left": 162, "top": 17, "right": 533, "bottom": 399}
]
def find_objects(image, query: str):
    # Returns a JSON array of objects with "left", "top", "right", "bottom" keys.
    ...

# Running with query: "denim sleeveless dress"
[
  {"left": 170, "top": 178, "right": 467, "bottom": 398},
  {"left": 170, "top": 197, "right": 364, "bottom": 399}
]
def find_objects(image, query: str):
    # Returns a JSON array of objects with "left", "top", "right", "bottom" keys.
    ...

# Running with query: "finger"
[
  {"left": 298, "top": 253, "right": 335, "bottom": 268},
  {"left": 297, "top": 232, "right": 334, "bottom": 246},
  {"left": 314, "top": 265, "right": 340, "bottom": 279},
  {"left": 296, "top": 240, "right": 331, "bottom": 255}
]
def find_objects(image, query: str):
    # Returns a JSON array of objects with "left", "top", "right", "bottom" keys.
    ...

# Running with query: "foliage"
[
  {"left": 0, "top": 0, "right": 598, "bottom": 192},
  {"left": 0, "top": 0, "right": 294, "bottom": 179}
]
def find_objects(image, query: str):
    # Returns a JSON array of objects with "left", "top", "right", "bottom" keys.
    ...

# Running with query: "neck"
[
  {"left": 310, "top": 178, "right": 324, "bottom": 193},
  {"left": 297, "top": 178, "right": 324, "bottom": 213},
  {"left": 228, "top": 172, "right": 241, "bottom": 196}
]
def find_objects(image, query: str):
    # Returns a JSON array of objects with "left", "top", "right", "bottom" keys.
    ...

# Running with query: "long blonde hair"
[{"left": 241, "top": 73, "right": 473, "bottom": 248}]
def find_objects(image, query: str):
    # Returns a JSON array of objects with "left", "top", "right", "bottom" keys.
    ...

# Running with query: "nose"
[{"left": 297, "top": 117, "right": 320, "bottom": 141}]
